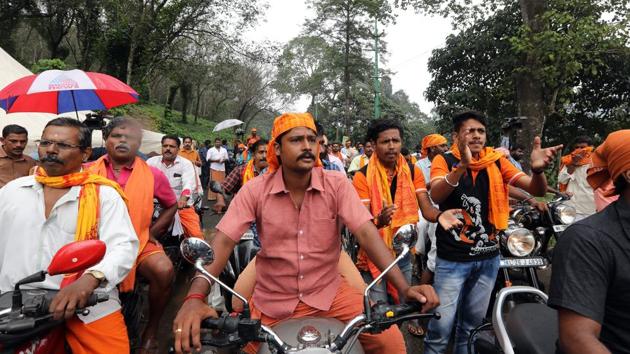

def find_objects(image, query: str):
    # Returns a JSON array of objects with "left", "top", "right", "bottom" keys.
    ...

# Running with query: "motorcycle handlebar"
[{"left": 200, "top": 316, "right": 240, "bottom": 333}]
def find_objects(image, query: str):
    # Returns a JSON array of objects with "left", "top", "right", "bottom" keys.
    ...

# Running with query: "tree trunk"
[
  {"left": 165, "top": 85, "right": 179, "bottom": 120},
  {"left": 126, "top": 42, "right": 137, "bottom": 86},
  {"left": 180, "top": 83, "right": 191, "bottom": 123},
  {"left": 342, "top": 3, "right": 352, "bottom": 140},
  {"left": 516, "top": 0, "right": 547, "bottom": 172}
]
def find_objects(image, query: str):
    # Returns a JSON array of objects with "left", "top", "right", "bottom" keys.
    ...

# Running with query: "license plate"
[
  {"left": 553, "top": 225, "right": 567, "bottom": 233},
  {"left": 500, "top": 257, "right": 548, "bottom": 268}
]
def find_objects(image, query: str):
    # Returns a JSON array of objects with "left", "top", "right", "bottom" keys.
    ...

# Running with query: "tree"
[{"left": 304, "top": 0, "right": 394, "bottom": 135}]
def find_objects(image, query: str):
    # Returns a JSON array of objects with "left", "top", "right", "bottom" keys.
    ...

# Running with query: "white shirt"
[
  {"left": 348, "top": 154, "right": 369, "bottom": 173},
  {"left": 206, "top": 147, "right": 229, "bottom": 171},
  {"left": 0, "top": 176, "right": 138, "bottom": 323},
  {"left": 558, "top": 164, "right": 596, "bottom": 216},
  {"left": 415, "top": 157, "right": 432, "bottom": 186},
  {"left": 328, "top": 154, "right": 345, "bottom": 172},
  {"left": 147, "top": 155, "right": 198, "bottom": 205}
]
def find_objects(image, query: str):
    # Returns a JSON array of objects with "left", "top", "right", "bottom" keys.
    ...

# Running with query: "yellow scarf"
[
  {"left": 35, "top": 167, "right": 127, "bottom": 242},
  {"left": 242, "top": 159, "right": 257, "bottom": 184}
]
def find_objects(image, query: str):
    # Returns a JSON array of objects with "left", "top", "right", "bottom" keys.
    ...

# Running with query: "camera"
[
  {"left": 83, "top": 112, "right": 110, "bottom": 131},
  {"left": 502, "top": 116, "right": 528, "bottom": 130}
]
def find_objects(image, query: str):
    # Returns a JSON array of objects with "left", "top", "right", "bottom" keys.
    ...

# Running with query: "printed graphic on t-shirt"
[{"left": 453, "top": 193, "right": 498, "bottom": 256}]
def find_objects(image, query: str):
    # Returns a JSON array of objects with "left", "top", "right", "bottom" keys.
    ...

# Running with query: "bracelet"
[
  {"left": 444, "top": 174, "right": 459, "bottom": 188},
  {"left": 435, "top": 211, "right": 443, "bottom": 223},
  {"left": 183, "top": 293, "right": 207, "bottom": 303},
  {"left": 531, "top": 168, "right": 545, "bottom": 175},
  {"left": 191, "top": 274, "right": 213, "bottom": 287}
]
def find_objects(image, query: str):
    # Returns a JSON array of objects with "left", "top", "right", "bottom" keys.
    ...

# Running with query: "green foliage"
[{"left": 31, "top": 58, "right": 68, "bottom": 73}]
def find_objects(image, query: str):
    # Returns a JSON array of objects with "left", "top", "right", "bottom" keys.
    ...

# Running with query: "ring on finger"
[{"left": 175, "top": 328, "right": 183, "bottom": 333}]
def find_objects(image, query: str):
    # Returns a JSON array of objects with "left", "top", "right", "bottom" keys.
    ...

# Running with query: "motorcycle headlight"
[
  {"left": 554, "top": 204, "right": 577, "bottom": 225},
  {"left": 506, "top": 228, "right": 536, "bottom": 257}
]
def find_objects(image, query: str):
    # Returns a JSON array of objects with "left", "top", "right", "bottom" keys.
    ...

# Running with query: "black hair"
[
  {"left": 401, "top": 147, "right": 410, "bottom": 156},
  {"left": 182, "top": 136, "right": 193, "bottom": 143},
  {"left": 2, "top": 124, "right": 28, "bottom": 138},
  {"left": 573, "top": 135, "right": 593, "bottom": 147},
  {"left": 204, "top": 140, "right": 211, "bottom": 146},
  {"left": 314, "top": 121, "right": 324, "bottom": 137},
  {"left": 511, "top": 143, "right": 525, "bottom": 151},
  {"left": 613, "top": 175, "right": 628, "bottom": 195},
  {"left": 45, "top": 118, "right": 92, "bottom": 150},
  {"left": 222, "top": 139, "right": 227, "bottom": 145},
  {"left": 102, "top": 117, "right": 142, "bottom": 140},
  {"left": 366, "top": 118, "right": 404, "bottom": 142},
  {"left": 452, "top": 110, "right": 487, "bottom": 132},
  {"left": 251, "top": 138, "right": 269, "bottom": 153},
  {"left": 161, "top": 134, "right": 181, "bottom": 147}
]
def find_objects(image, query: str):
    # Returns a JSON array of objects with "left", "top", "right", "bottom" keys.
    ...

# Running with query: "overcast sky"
[{"left": 244, "top": 1, "right": 453, "bottom": 114}]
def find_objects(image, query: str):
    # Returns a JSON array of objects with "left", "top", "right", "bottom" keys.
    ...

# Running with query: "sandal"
[{"left": 407, "top": 322, "right": 426, "bottom": 337}]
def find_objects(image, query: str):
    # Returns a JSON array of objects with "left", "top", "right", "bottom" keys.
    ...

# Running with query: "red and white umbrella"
[{"left": 0, "top": 69, "right": 139, "bottom": 116}]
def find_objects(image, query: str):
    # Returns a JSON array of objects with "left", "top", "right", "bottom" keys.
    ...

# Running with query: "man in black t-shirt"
[
  {"left": 549, "top": 129, "right": 630, "bottom": 354},
  {"left": 424, "top": 111, "right": 562, "bottom": 354}
]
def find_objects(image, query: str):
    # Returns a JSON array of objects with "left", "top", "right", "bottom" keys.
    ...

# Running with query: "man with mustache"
[
  {"left": 0, "top": 118, "right": 138, "bottom": 352},
  {"left": 558, "top": 135, "right": 596, "bottom": 220},
  {"left": 179, "top": 136, "right": 202, "bottom": 167},
  {"left": 0, "top": 124, "right": 37, "bottom": 188},
  {"left": 173, "top": 113, "right": 440, "bottom": 354},
  {"left": 212, "top": 138, "right": 268, "bottom": 214},
  {"left": 88, "top": 117, "right": 178, "bottom": 353},
  {"left": 425, "top": 111, "right": 562, "bottom": 354},
  {"left": 147, "top": 135, "right": 203, "bottom": 238},
  {"left": 348, "top": 139, "right": 374, "bottom": 174}
]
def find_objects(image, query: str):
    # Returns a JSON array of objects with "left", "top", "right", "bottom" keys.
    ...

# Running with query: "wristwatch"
[{"left": 85, "top": 270, "right": 106, "bottom": 285}]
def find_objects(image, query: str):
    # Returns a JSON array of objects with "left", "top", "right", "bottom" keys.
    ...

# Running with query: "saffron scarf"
[
  {"left": 88, "top": 156, "right": 154, "bottom": 292},
  {"left": 421, "top": 134, "right": 447, "bottom": 158},
  {"left": 559, "top": 146, "right": 594, "bottom": 191},
  {"left": 588, "top": 130, "right": 630, "bottom": 193},
  {"left": 450, "top": 144, "right": 510, "bottom": 230},
  {"left": 242, "top": 159, "right": 257, "bottom": 184},
  {"left": 35, "top": 167, "right": 127, "bottom": 286},
  {"left": 364, "top": 153, "right": 420, "bottom": 302},
  {"left": 266, "top": 113, "right": 322, "bottom": 173}
]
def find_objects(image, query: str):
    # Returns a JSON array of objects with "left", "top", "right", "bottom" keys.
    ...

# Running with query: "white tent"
[{"left": 0, "top": 47, "right": 163, "bottom": 154}]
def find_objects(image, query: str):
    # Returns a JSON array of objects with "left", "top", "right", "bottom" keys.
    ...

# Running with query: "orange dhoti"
[
  {"left": 244, "top": 280, "right": 406, "bottom": 354},
  {"left": 178, "top": 207, "right": 203, "bottom": 238},
  {"left": 137, "top": 239, "right": 165, "bottom": 265},
  {"left": 65, "top": 310, "right": 129, "bottom": 354},
  {"left": 207, "top": 169, "right": 225, "bottom": 201}
]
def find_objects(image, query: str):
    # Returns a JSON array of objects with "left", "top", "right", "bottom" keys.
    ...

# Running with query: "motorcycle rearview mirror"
[
  {"left": 392, "top": 224, "right": 418, "bottom": 256},
  {"left": 179, "top": 238, "right": 252, "bottom": 317},
  {"left": 363, "top": 225, "right": 413, "bottom": 322},
  {"left": 12, "top": 240, "right": 107, "bottom": 311}
]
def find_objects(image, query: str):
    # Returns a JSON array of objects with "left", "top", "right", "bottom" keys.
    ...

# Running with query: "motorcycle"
[
  {"left": 0, "top": 240, "right": 110, "bottom": 353},
  {"left": 172, "top": 224, "right": 438, "bottom": 353},
  {"left": 209, "top": 181, "right": 260, "bottom": 313},
  {"left": 468, "top": 286, "right": 558, "bottom": 354},
  {"left": 495, "top": 193, "right": 576, "bottom": 291}
]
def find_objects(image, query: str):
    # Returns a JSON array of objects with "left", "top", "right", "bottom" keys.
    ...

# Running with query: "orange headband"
[{"left": 266, "top": 112, "right": 321, "bottom": 173}]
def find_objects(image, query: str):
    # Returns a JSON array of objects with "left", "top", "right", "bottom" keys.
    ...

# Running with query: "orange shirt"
[
  {"left": 247, "top": 135, "right": 261, "bottom": 147},
  {"left": 179, "top": 149, "right": 201, "bottom": 166},
  {"left": 352, "top": 165, "right": 427, "bottom": 206}
]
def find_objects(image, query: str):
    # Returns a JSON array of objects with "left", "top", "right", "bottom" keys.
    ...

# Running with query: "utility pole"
[{"left": 372, "top": 17, "right": 381, "bottom": 120}]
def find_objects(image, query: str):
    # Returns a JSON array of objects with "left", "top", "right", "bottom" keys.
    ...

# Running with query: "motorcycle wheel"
[{"left": 120, "top": 281, "right": 149, "bottom": 353}]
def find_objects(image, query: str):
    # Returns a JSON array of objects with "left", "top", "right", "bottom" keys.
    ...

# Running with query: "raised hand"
[
  {"left": 530, "top": 136, "right": 563, "bottom": 171},
  {"left": 456, "top": 130, "right": 473, "bottom": 168}
]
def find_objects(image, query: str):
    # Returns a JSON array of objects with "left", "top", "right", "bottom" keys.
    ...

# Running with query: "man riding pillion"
[
  {"left": 87, "top": 117, "right": 178, "bottom": 353},
  {"left": 424, "top": 110, "right": 562, "bottom": 354},
  {"left": 0, "top": 118, "right": 138, "bottom": 353},
  {"left": 352, "top": 120, "right": 461, "bottom": 305},
  {"left": 147, "top": 135, "right": 204, "bottom": 239},
  {"left": 173, "top": 113, "right": 439, "bottom": 354}
]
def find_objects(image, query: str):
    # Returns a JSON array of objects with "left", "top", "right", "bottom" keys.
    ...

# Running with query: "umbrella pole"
[{"left": 71, "top": 91, "right": 79, "bottom": 120}]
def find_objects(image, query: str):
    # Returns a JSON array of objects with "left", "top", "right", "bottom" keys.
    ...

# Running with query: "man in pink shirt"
[
  {"left": 173, "top": 113, "right": 439, "bottom": 354},
  {"left": 88, "top": 117, "right": 178, "bottom": 353}
]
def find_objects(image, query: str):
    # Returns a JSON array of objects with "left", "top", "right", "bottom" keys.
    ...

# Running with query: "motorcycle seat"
[{"left": 505, "top": 302, "right": 558, "bottom": 354}]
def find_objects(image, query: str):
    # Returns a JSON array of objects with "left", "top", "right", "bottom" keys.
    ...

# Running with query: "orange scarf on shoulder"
[
  {"left": 242, "top": 159, "right": 257, "bottom": 184},
  {"left": 451, "top": 144, "right": 509, "bottom": 230},
  {"left": 363, "top": 153, "right": 419, "bottom": 301},
  {"left": 88, "top": 156, "right": 154, "bottom": 292},
  {"left": 359, "top": 155, "right": 368, "bottom": 169},
  {"left": 35, "top": 167, "right": 127, "bottom": 286}
]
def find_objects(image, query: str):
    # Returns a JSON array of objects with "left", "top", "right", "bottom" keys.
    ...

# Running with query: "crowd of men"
[{"left": 0, "top": 111, "right": 628, "bottom": 354}]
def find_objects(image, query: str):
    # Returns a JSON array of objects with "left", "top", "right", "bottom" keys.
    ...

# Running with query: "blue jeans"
[
  {"left": 424, "top": 256, "right": 500, "bottom": 354},
  {"left": 361, "top": 253, "right": 413, "bottom": 304}
]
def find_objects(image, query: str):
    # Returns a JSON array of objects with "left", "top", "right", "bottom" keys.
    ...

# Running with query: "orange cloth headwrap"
[
  {"left": 587, "top": 130, "right": 630, "bottom": 193},
  {"left": 266, "top": 113, "right": 322, "bottom": 173},
  {"left": 421, "top": 134, "right": 447, "bottom": 157}
]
